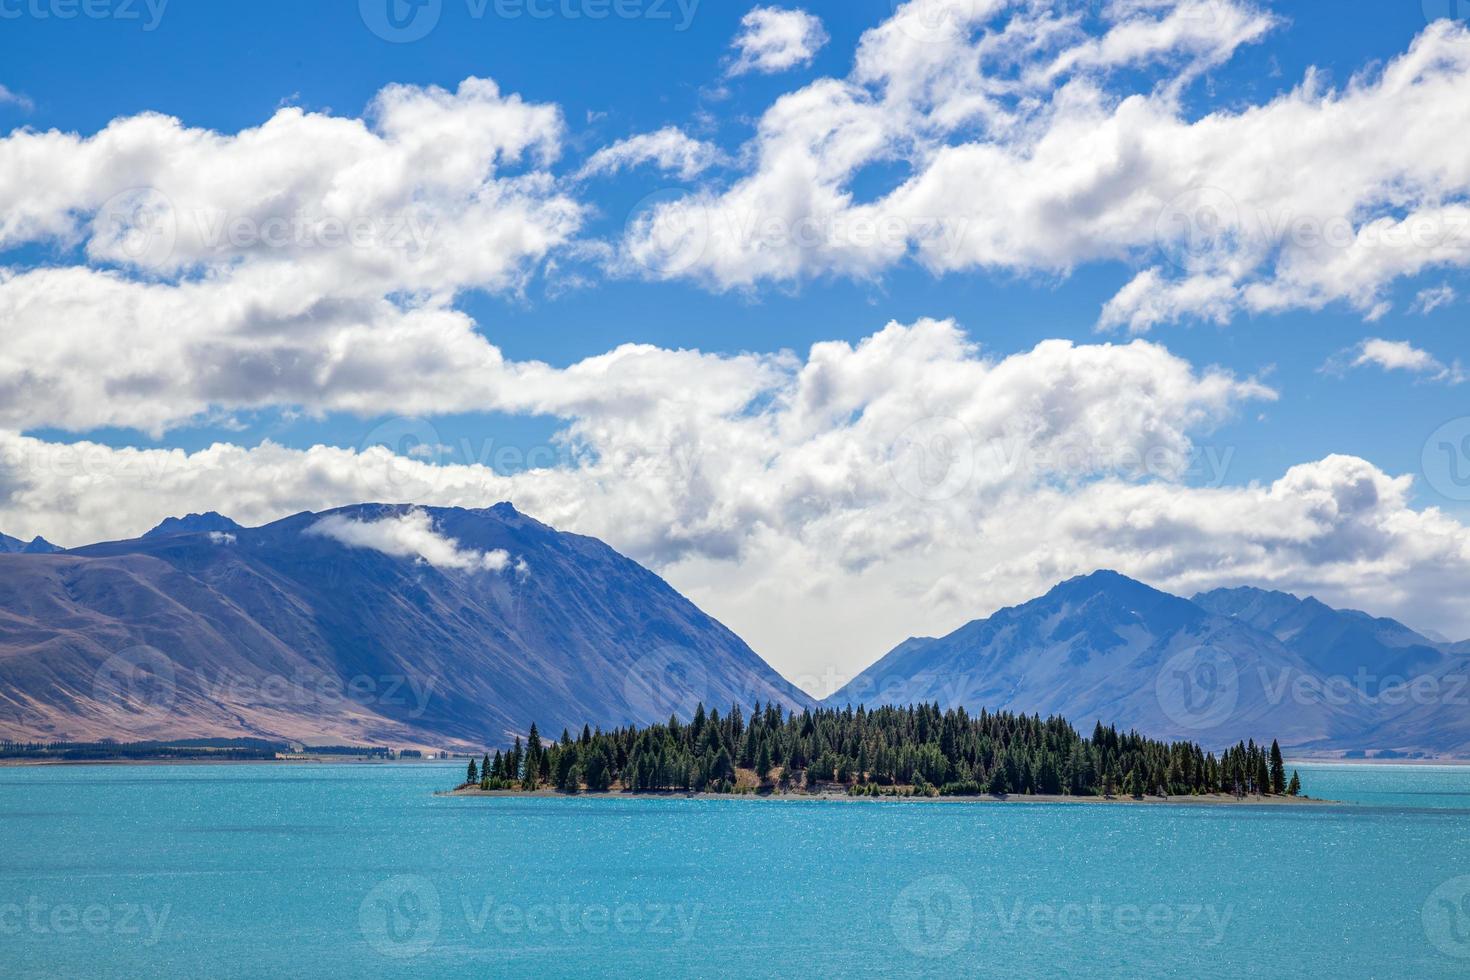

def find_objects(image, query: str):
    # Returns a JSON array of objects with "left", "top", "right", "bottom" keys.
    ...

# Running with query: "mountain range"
[
  {"left": 826, "top": 570, "right": 1470, "bottom": 757},
  {"left": 0, "top": 504, "right": 813, "bottom": 750},
  {"left": 3, "top": 505, "right": 1466, "bottom": 756},
  {"left": 0, "top": 532, "right": 61, "bottom": 555}
]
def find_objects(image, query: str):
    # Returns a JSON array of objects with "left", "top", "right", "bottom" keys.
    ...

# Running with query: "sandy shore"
[{"left": 440, "top": 786, "right": 1341, "bottom": 806}]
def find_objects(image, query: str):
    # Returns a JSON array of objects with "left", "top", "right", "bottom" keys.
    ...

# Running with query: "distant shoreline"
[
  {"left": 439, "top": 786, "right": 1342, "bottom": 806},
  {"left": 0, "top": 756, "right": 457, "bottom": 768},
  {"left": 1289, "top": 758, "right": 1470, "bottom": 767}
]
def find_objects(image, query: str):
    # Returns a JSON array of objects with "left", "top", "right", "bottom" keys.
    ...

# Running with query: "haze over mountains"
[
  {"left": 827, "top": 571, "right": 1470, "bottom": 757},
  {"left": 0, "top": 504, "right": 813, "bottom": 750},
  {"left": 3, "top": 505, "right": 1466, "bottom": 756}
]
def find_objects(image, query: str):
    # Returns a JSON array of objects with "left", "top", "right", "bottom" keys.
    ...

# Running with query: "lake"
[{"left": 1, "top": 762, "right": 1467, "bottom": 978}]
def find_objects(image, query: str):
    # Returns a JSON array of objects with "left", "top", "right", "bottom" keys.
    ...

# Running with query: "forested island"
[{"left": 450, "top": 703, "right": 1309, "bottom": 802}]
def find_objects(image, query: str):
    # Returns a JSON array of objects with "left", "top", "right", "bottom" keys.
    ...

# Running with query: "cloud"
[
  {"left": 1326, "top": 338, "right": 1465, "bottom": 384},
  {"left": 728, "top": 7, "right": 829, "bottom": 76},
  {"left": 578, "top": 127, "right": 722, "bottom": 181},
  {"left": 1412, "top": 283, "right": 1458, "bottom": 315},
  {"left": 0, "top": 76, "right": 582, "bottom": 435},
  {"left": 0, "top": 85, "right": 33, "bottom": 112},
  {"left": 43, "top": 315, "right": 1470, "bottom": 688},
  {"left": 307, "top": 508, "right": 511, "bottom": 572},
  {"left": 620, "top": 3, "right": 1470, "bottom": 330},
  {"left": 207, "top": 531, "right": 237, "bottom": 545},
  {"left": 7, "top": 317, "right": 1470, "bottom": 684}
]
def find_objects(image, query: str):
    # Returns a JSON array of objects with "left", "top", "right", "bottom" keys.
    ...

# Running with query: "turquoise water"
[{"left": 2, "top": 763, "right": 1469, "bottom": 978}]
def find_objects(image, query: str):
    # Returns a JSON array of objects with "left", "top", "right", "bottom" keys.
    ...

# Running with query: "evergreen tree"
[
  {"left": 755, "top": 741, "right": 772, "bottom": 783},
  {"left": 1269, "top": 740, "right": 1286, "bottom": 795},
  {"left": 466, "top": 757, "right": 478, "bottom": 785},
  {"left": 1287, "top": 770, "right": 1302, "bottom": 796}
]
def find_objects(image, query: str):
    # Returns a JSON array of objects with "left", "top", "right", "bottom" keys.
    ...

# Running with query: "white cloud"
[
  {"left": 729, "top": 7, "right": 829, "bottom": 76},
  {"left": 22, "top": 317, "right": 1470, "bottom": 687},
  {"left": 1328, "top": 338, "right": 1465, "bottom": 384},
  {"left": 0, "top": 76, "right": 582, "bottom": 435},
  {"left": 8, "top": 317, "right": 1470, "bottom": 685},
  {"left": 0, "top": 85, "right": 33, "bottom": 112},
  {"left": 1413, "top": 283, "right": 1458, "bottom": 314},
  {"left": 621, "top": 3, "right": 1470, "bottom": 330},
  {"left": 578, "top": 127, "right": 722, "bottom": 181},
  {"left": 307, "top": 508, "right": 511, "bottom": 572},
  {"left": 208, "top": 531, "right": 237, "bottom": 545}
]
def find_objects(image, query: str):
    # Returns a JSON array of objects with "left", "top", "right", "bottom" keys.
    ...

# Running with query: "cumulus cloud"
[
  {"left": 0, "top": 76, "right": 581, "bottom": 435},
  {"left": 1326, "top": 338, "right": 1465, "bottom": 384},
  {"left": 621, "top": 2, "right": 1470, "bottom": 330},
  {"left": 729, "top": 7, "right": 829, "bottom": 76},
  {"left": 578, "top": 127, "right": 723, "bottom": 181},
  {"left": 307, "top": 509, "right": 511, "bottom": 572},
  {"left": 19, "top": 317, "right": 1470, "bottom": 684}
]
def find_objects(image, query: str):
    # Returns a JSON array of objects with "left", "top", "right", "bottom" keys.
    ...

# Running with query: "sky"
[{"left": 1, "top": 0, "right": 1469, "bottom": 692}]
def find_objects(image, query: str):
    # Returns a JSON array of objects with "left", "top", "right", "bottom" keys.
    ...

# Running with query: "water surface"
[{"left": 1, "top": 762, "right": 1467, "bottom": 978}]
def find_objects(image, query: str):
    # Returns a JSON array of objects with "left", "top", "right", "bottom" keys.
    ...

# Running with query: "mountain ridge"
[
  {"left": 827, "top": 571, "right": 1469, "bottom": 757},
  {"left": 0, "top": 503, "right": 814, "bottom": 750}
]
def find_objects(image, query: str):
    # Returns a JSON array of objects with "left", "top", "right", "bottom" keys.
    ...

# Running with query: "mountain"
[
  {"left": 1192, "top": 586, "right": 1449, "bottom": 688},
  {"left": 0, "top": 503, "right": 813, "bottom": 750},
  {"left": 0, "top": 532, "right": 62, "bottom": 554},
  {"left": 826, "top": 571, "right": 1470, "bottom": 757},
  {"left": 142, "top": 512, "right": 244, "bottom": 540}
]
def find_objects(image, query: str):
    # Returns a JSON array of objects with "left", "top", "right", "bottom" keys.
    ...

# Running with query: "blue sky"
[
  {"left": 3, "top": 0, "right": 1463, "bottom": 495},
  {"left": 2, "top": 0, "right": 1469, "bottom": 679}
]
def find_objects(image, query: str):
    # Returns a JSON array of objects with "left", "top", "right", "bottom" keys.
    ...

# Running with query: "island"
[{"left": 444, "top": 703, "right": 1331, "bottom": 805}]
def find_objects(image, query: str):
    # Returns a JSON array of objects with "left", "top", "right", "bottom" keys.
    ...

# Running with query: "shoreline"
[
  {"left": 0, "top": 756, "right": 458, "bottom": 768},
  {"left": 439, "top": 786, "right": 1342, "bottom": 807}
]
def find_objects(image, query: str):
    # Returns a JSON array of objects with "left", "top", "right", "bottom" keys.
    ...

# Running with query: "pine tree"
[
  {"left": 1287, "top": 770, "right": 1301, "bottom": 796},
  {"left": 522, "top": 724, "right": 542, "bottom": 790},
  {"left": 755, "top": 741, "right": 772, "bottom": 783},
  {"left": 1269, "top": 740, "right": 1286, "bottom": 795},
  {"left": 466, "top": 757, "right": 478, "bottom": 785}
]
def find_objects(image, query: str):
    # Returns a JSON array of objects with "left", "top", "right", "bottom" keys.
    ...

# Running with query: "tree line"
[{"left": 461, "top": 703, "right": 1304, "bottom": 799}]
